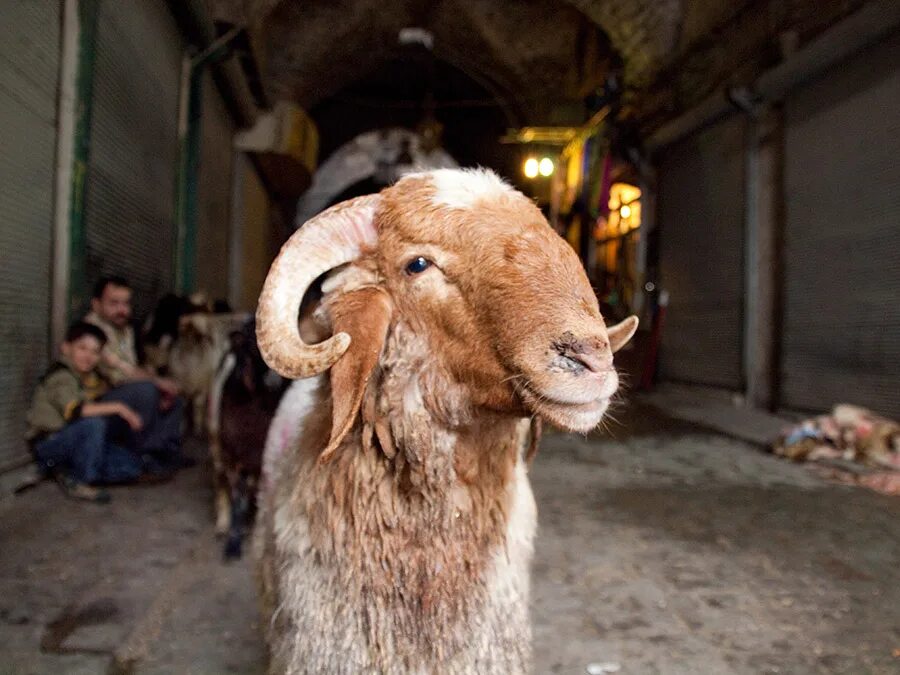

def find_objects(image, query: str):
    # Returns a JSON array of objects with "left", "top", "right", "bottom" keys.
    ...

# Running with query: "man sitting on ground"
[
  {"left": 85, "top": 275, "right": 189, "bottom": 470},
  {"left": 26, "top": 322, "right": 145, "bottom": 502}
]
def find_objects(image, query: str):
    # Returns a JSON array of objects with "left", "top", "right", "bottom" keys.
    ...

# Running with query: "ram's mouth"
[{"left": 518, "top": 385, "right": 611, "bottom": 433}]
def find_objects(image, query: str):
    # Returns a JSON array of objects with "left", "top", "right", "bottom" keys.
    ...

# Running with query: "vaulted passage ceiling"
[
  {"left": 207, "top": 0, "right": 863, "bottom": 175},
  {"left": 206, "top": 0, "right": 683, "bottom": 118},
  {"left": 201, "top": 0, "right": 691, "bottom": 175}
]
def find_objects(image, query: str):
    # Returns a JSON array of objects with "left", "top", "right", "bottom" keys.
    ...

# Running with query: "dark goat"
[{"left": 208, "top": 321, "right": 285, "bottom": 559}]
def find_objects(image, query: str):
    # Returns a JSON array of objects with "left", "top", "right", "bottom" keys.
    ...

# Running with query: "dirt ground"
[{"left": 1, "top": 404, "right": 898, "bottom": 674}]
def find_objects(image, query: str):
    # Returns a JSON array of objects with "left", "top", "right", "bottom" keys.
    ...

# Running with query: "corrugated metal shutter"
[
  {"left": 196, "top": 72, "right": 235, "bottom": 303},
  {"left": 781, "top": 30, "right": 900, "bottom": 418},
  {"left": 0, "top": 2, "right": 59, "bottom": 466},
  {"left": 657, "top": 116, "right": 746, "bottom": 389},
  {"left": 84, "top": 0, "right": 181, "bottom": 321}
]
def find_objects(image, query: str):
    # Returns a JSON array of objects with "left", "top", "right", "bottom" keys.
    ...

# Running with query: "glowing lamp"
[
  {"left": 538, "top": 157, "right": 554, "bottom": 176},
  {"left": 523, "top": 157, "right": 539, "bottom": 178}
]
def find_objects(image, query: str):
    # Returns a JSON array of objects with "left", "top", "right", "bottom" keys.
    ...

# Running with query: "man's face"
[
  {"left": 92, "top": 284, "right": 132, "bottom": 328},
  {"left": 62, "top": 335, "right": 103, "bottom": 375}
]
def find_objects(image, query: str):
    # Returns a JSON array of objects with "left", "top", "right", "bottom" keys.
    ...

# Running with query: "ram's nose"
[{"left": 553, "top": 332, "right": 614, "bottom": 375}]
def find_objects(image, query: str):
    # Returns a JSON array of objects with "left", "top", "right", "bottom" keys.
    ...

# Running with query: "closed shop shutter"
[
  {"left": 657, "top": 116, "right": 746, "bottom": 389},
  {"left": 195, "top": 72, "right": 235, "bottom": 303},
  {"left": 781, "top": 30, "right": 900, "bottom": 418},
  {"left": 84, "top": 0, "right": 181, "bottom": 321},
  {"left": 0, "top": 2, "right": 59, "bottom": 466}
]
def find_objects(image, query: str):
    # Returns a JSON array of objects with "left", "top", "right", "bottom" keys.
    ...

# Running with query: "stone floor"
[{"left": 0, "top": 404, "right": 898, "bottom": 674}]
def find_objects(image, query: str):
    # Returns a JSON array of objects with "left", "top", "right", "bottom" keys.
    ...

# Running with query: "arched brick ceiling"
[
  {"left": 207, "top": 0, "right": 684, "bottom": 119},
  {"left": 562, "top": 0, "right": 681, "bottom": 85}
]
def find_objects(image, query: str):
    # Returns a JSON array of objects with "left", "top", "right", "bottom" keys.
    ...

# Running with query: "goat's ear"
[
  {"left": 607, "top": 315, "right": 639, "bottom": 353},
  {"left": 319, "top": 287, "right": 393, "bottom": 462}
]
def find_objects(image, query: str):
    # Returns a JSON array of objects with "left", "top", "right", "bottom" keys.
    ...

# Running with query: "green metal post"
[
  {"left": 175, "top": 66, "right": 203, "bottom": 295},
  {"left": 174, "top": 26, "right": 241, "bottom": 295},
  {"left": 67, "top": 0, "right": 99, "bottom": 319}
]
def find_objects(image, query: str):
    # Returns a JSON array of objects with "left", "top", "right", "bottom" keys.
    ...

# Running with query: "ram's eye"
[{"left": 405, "top": 256, "right": 432, "bottom": 275}]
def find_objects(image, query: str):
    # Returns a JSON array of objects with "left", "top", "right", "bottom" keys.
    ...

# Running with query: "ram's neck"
[
  {"left": 356, "top": 320, "right": 522, "bottom": 499},
  {"left": 303, "top": 375, "right": 523, "bottom": 561},
  {"left": 292, "top": 327, "right": 528, "bottom": 657}
]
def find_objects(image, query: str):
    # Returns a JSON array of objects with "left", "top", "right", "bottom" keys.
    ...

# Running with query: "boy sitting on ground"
[{"left": 25, "top": 322, "right": 146, "bottom": 502}]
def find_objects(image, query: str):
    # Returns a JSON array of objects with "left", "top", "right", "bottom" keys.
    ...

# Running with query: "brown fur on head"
[{"left": 256, "top": 168, "right": 638, "bottom": 457}]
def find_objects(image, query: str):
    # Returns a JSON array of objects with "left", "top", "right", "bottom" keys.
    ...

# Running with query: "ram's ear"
[
  {"left": 607, "top": 315, "right": 639, "bottom": 353},
  {"left": 319, "top": 287, "right": 393, "bottom": 463}
]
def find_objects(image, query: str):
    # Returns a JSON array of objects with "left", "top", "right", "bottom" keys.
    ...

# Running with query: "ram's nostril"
[
  {"left": 560, "top": 353, "right": 591, "bottom": 373},
  {"left": 552, "top": 334, "right": 613, "bottom": 374}
]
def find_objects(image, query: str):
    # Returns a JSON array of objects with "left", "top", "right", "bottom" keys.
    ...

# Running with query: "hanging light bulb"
[
  {"left": 523, "top": 157, "right": 539, "bottom": 178},
  {"left": 620, "top": 204, "right": 632, "bottom": 219},
  {"left": 538, "top": 157, "right": 554, "bottom": 176}
]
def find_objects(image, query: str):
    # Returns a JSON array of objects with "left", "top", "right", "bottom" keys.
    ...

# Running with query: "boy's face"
[{"left": 62, "top": 335, "right": 103, "bottom": 375}]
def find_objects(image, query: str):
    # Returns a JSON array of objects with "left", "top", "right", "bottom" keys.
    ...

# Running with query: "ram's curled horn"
[{"left": 256, "top": 194, "right": 381, "bottom": 379}]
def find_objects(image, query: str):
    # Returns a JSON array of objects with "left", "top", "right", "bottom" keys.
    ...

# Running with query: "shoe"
[
  {"left": 55, "top": 474, "right": 111, "bottom": 504},
  {"left": 13, "top": 464, "right": 45, "bottom": 494}
]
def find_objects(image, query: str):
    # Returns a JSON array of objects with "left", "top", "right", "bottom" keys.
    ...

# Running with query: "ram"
[{"left": 254, "top": 168, "right": 638, "bottom": 673}]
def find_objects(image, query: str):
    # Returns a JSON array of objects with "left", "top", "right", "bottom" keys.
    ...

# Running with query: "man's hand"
[{"left": 117, "top": 404, "right": 144, "bottom": 432}]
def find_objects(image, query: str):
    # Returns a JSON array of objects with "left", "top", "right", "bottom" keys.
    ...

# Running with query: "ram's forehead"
[
  {"left": 422, "top": 168, "right": 519, "bottom": 209},
  {"left": 380, "top": 168, "right": 550, "bottom": 249}
]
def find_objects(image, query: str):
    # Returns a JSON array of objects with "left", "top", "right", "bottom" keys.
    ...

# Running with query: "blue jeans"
[
  {"left": 33, "top": 417, "right": 143, "bottom": 484},
  {"left": 100, "top": 381, "right": 184, "bottom": 464}
]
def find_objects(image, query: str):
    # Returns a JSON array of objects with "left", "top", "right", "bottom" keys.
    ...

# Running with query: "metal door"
[
  {"left": 781, "top": 30, "right": 900, "bottom": 417},
  {"left": 0, "top": 2, "right": 59, "bottom": 467},
  {"left": 657, "top": 116, "right": 747, "bottom": 389}
]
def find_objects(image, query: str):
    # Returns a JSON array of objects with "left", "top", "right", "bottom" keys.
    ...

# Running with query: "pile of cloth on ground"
[{"left": 773, "top": 404, "right": 900, "bottom": 496}]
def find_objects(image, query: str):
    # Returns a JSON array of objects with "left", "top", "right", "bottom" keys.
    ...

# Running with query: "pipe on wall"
[
  {"left": 165, "top": 0, "right": 262, "bottom": 128},
  {"left": 646, "top": 0, "right": 900, "bottom": 152}
]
